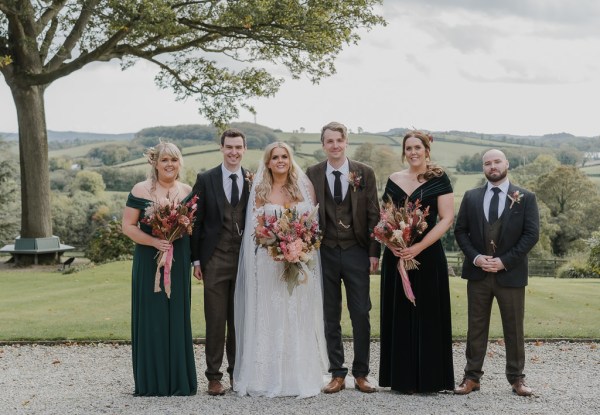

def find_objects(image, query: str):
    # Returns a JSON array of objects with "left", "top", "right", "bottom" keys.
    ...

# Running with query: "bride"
[{"left": 233, "top": 142, "right": 328, "bottom": 398}]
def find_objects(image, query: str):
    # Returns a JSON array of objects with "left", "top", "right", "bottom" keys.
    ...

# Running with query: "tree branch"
[
  {"left": 39, "top": 16, "right": 58, "bottom": 64},
  {"left": 46, "top": 0, "right": 101, "bottom": 71},
  {"left": 35, "top": 0, "right": 68, "bottom": 36}
]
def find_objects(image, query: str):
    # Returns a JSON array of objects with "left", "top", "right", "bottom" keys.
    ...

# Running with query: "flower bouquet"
[
  {"left": 142, "top": 194, "right": 198, "bottom": 298},
  {"left": 372, "top": 198, "right": 430, "bottom": 306},
  {"left": 254, "top": 205, "right": 322, "bottom": 295}
]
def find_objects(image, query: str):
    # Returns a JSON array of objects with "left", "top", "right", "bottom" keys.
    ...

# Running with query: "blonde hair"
[
  {"left": 402, "top": 130, "right": 444, "bottom": 182},
  {"left": 320, "top": 121, "right": 348, "bottom": 143},
  {"left": 143, "top": 141, "right": 184, "bottom": 185},
  {"left": 255, "top": 142, "right": 302, "bottom": 205}
]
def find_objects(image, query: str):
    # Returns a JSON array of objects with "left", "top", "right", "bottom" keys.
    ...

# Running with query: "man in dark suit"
[
  {"left": 306, "top": 121, "right": 380, "bottom": 394},
  {"left": 454, "top": 149, "right": 539, "bottom": 397},
  {"left": 191, "top": 129, "right": 250, "bottom": 396}
]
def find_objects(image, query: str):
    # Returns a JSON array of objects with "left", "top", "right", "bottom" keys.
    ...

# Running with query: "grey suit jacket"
[
  {"left": 454, "top": 182, "right": 539, "bottom": 287},
  {"left": 190, "top": 164, "right": 250, "bottom": 268},
  {"left": 306, "top": 159, "right": 381, "bottom": 258}
]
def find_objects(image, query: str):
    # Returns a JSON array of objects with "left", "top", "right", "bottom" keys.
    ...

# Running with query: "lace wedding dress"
[{"left": 233, "top": 169, "right": 328, "bottom": 398}]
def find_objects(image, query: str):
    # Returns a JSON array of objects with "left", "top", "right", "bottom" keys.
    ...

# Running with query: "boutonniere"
[
  {"left": 508, "top": 190, "right": 523, "bottom": 209},
  {"left": 348, "top": 171, "right": 363, "bottom": 192},
  {"left": 244, "top": 170, "right": 255, "bottom": 188}
]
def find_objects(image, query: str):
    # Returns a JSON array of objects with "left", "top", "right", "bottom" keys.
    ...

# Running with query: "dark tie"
[
  {"left": 332, "top": 171, "right": 343, "bottom": 204},
  {"left": 489, "top": 187, "right": 501, "bottom": 223},
  {"left": 230, "top": 173, "right": 239, "bottom": 207}
]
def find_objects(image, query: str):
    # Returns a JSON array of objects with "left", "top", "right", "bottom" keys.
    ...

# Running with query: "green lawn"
[{"left": 1, "top": 261, "right": 599, "bottom": 341}]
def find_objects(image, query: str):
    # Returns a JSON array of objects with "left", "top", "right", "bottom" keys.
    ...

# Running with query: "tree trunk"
[{"left": 10, "top": 83, "right": 52, "bottom": 238}]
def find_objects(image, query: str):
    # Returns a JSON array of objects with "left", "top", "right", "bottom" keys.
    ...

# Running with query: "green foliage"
[
  {"left": 85, "top": 219, "right": 135, "bottom": 263},
  {"left": 96, "top": 167, "right": 146, "bottom": 191},
  {"left": 0, "top": 138, "right": 20, "bottom": 245},
  {"left": 70, "top": 170, "right": 106, "bottom": 195},
  {"left": 87, "top": 144, "right": 137, "bottom": 166}
]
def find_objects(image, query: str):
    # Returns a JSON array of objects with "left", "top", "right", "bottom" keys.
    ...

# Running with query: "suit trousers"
[
  {"left": 320, "top": 244, "right": 372, "bottom": 378},
  {"left": 465, "top": 274, "right": 526, "bottom": 384},
  {"left": 203, "top": 247, "right": 238, "bottom": 381}
]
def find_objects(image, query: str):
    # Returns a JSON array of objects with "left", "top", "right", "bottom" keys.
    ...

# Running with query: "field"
[{"left": 1, "top": 261, "right": 599, "bottom": 341}]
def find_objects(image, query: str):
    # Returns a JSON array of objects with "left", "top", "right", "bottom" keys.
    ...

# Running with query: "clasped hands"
[
  {"left": 476, "top": 255, "right": 505, "bottom": 273},
  {"left": 387, "top": 243, "right": 422, "bottom": 261}
]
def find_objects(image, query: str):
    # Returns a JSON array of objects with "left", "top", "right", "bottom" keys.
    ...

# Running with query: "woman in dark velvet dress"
[
  {"left": 379, "top": 130, "right": 455, "bottom": 393},
  {"left": 122, "top": 142, "right": 197, "bottom": 396}
]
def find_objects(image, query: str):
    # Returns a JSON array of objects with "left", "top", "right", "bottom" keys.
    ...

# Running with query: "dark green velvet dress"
[
  {"left": 379, "top": 173, "right": 455, "bottom": 393},
  {"left": 127, "top": 193, "right": 197, "bottom": 396}
]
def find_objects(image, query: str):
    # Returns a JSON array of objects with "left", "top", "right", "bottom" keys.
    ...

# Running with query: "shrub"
[{"left": 85, "top": 219, "right": 135, "bottom": 263}]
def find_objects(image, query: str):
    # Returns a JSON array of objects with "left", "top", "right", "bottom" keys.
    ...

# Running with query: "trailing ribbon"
[
  {"left": 154, "top": 245, "right": 174, "bottom": 299},
  {"left": 397, "top": 259, "right": 416, "bottom": 306}
]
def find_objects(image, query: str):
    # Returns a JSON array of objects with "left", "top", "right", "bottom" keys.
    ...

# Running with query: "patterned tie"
[
  {"left": 489, "top": 187, "right": 501, "bottom": 223},
  {"left": 230, "top": 173, "right": 239, "bottom": 207},
  {"left": 332, "top": 171, "right": 343, "bottom": 204}
]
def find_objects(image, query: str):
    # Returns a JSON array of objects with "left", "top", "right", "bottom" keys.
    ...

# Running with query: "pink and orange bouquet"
[
  {"left": 255, "top": 205, "right": 322, "bottom": 294},
  {"left": 142, "top": 194, "right": 198, "bottom": 298},
  {"left": 372, "top": 198, "right": 430, "bottom": 306}
]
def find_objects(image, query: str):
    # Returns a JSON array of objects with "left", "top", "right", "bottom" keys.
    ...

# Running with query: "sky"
[{"left": 1, "top": 0, "right": 600, "bottom": 137}]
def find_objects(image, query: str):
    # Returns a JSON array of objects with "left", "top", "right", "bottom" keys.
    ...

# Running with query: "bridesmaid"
[
  {"left": 378, "top": 130, "right": 455, "bottom": 393},
  {"left": 122, "top": 142, "right": 197, "bottom": 396}
]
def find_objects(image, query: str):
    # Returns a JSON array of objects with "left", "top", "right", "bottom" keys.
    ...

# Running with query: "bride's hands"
[{"left": 400, "top": 244, "right": 423, "bottom": 261}]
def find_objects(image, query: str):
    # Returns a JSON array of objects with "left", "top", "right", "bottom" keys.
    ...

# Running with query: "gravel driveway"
[{"left": 1, "top": 341, "right": 599, "bottom": 414}]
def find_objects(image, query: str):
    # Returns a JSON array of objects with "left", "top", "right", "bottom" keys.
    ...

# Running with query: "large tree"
[{"left": 0, "top": 0, "right": 384, "bottom": 239}]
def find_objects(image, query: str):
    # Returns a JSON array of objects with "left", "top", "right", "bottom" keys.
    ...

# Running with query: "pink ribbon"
[
  {"left": 397, "top": 259, "right": 416, "bottom": 306},
  {"left": 154, "top": 245, "right": 174, "bottom": 299}
]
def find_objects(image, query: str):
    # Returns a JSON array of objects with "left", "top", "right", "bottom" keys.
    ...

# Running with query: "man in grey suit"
[
  {"left": 306, "top": 121, "right": 380, "bottom": 394},
  {"left": 191, "top": 129, "right": 250, "bottom": 396},
  {"left": 454, "top": 149, "right": 539, "bottom": 397}
]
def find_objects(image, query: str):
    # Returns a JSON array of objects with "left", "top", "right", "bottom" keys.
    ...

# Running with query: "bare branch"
[
  {"left": 39, "top": 16, "right": 58, "bottom": 64},
  {"left": 35, "top": 0, "right": 68, "bottom": 36}
]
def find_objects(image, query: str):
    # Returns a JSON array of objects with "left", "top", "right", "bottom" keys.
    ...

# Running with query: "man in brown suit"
[
  {"left": 306, "top": 121, "right": 380, "bottom": 394},
  {"left": 191, "top": 129, "right": 250, "bottom": 395}
]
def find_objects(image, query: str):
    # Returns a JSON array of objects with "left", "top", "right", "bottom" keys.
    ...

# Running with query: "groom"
[
  {"left": 306, "top": 121, "right": 380, "bottom": 394},
  {"left": 191, "top": 128, "right": 250, "bottom": 396},
  {"left": 454, "top": 149, "right": 539, "bottom": 397}
]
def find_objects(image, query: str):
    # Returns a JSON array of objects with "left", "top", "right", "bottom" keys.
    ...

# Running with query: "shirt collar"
[
  {"left": 487, "top": 179, "right": 510, "bottom": 194},
  {"left": 222, "top": 164, "right": 242, "bottom": 178},
  {"left": 326, "top": 158, "right": 349, "bottom": 176}
]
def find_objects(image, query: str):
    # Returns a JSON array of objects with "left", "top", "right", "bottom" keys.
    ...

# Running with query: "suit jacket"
[
  {"left": 190, "top": 164, "right": 250, "bottom": 268},
  {"left": 306, "top": 159, "right": 381, "bottom": 258},
  {"left": 454, "top": 182, "right": 539, "bottom": 287}
]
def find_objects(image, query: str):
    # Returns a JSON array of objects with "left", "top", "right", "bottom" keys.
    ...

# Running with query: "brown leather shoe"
[
  {"left": 454, "top": 377, "right": 480, "bottom": 395},
  {"left": 511, "top": 379, "right": 532, "bottom": 397},
  {"left": 354, "top": 377, "right": 376, "bottom": 393},
  {"left": 323, "top": 377, "right": 346, "bottom": 394},
  {"left": 207, "top": 379, "right": 225, "bottom": 396}
]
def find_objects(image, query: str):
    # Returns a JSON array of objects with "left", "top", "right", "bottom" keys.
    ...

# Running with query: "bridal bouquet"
[
  {"left": 254, "top": 205, "right": 322, "bottom": 295},
  {"left": 142, "top": 194, "right": 198, "bottom": 298},
  {"left": 372, "top": 198, "right": 430, "bottom": 306}
]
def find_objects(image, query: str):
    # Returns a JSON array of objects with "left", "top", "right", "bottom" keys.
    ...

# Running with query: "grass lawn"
[{"left": 1, "top": 261, "right": 599, "bottom": 341}]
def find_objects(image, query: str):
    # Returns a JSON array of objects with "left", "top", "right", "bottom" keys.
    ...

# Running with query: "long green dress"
[{"left": 127, "top": 193, "right": 197, "bottom": 396}]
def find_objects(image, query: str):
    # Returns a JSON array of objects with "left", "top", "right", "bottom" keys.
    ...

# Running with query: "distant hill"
[{"left": 0, "top": 130, "right": 134, "bottom": 141}]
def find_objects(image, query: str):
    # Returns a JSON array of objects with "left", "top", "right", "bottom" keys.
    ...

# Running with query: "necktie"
[
  {"left": 230, "top": 173, "right": 239, "bottom": 207},
  {"left": 489, "top": 187, "right": 501, "bottom": 223},
  {"left": 333, "top": 171, "right": 343, "bottom": 204}
]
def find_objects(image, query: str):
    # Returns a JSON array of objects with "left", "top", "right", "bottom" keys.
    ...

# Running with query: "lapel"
[
  {"left": 474, "top": 185, "right": 487, "bottom": 242},
  {"left": 212, "top": 165, "right": 226, "bottom": 218},
  {"left": 240, "top": 166, "right": 250, "bottom": 204},
  {"left": 498, "top": 183, "right": 516, "bottom": 242},
  {"left": 348, "top": 159, "right": 359, "bottom": 217},
  {"left": 313, "top": 161, "right": 327, "bottom": 227}
]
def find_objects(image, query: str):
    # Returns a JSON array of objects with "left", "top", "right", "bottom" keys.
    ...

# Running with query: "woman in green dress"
[{"left": 122, "top": 142, "right": 197, "bottom": 396}]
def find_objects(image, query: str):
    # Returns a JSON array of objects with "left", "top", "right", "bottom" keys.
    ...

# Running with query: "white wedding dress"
[{"left": 233, "top": 171, "right": 328, "bottom": 398}]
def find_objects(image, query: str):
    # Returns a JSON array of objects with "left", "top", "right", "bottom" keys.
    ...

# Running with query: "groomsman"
[
  {"left": 191, "top": 129, "right": 250, "bottom": 396},
  {"left": 306, "top": 121, "right": 380, "bottom": 393},
  {"left": 454, "top": 149, "right": 539, "bottom": 397}
]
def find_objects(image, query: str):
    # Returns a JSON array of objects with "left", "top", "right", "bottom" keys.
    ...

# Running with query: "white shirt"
[
  {"left": 221, "top": 164, "right": 243, "bottom": 204},
  {"left": 326, "top": 159, "right": 350, "bottom": 201},
  {"left": 484, "top": 179, "right": 510, "bottom": 222}
]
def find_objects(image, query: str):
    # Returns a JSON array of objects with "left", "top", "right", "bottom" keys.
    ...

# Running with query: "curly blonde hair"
[
  {"left": 143, "top": 141, "right": 184, "bottom": 185},
  {"left": 402, "top": 130, "right": 444, "bottom": 182},
  {"left": 255, "top": 142, "right": 303, "bottom": 205}
]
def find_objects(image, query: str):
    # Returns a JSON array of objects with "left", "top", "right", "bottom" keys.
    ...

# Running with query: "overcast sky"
[{"left": 1, "top": 0, "right": 599, "bottom": 136}]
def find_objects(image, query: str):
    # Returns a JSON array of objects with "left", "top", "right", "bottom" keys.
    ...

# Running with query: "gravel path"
[{"left": 1, "top": 341, "right": 599, "bottom": 414}]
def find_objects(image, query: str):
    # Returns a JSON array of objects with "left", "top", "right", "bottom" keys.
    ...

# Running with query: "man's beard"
[{"left": 485, "top": 168, "right": 508, "bottom": 182}]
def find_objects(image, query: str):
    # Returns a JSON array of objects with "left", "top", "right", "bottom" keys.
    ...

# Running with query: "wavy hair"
[
  {"left": 402, "top": 130, "right": 444, "bottom": 182},
  {"left": 143, "top": 141, "right": 184, "bottom": 186},
  {"left": 255, "top": 142, "right": 303, "bottom": 205}
]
